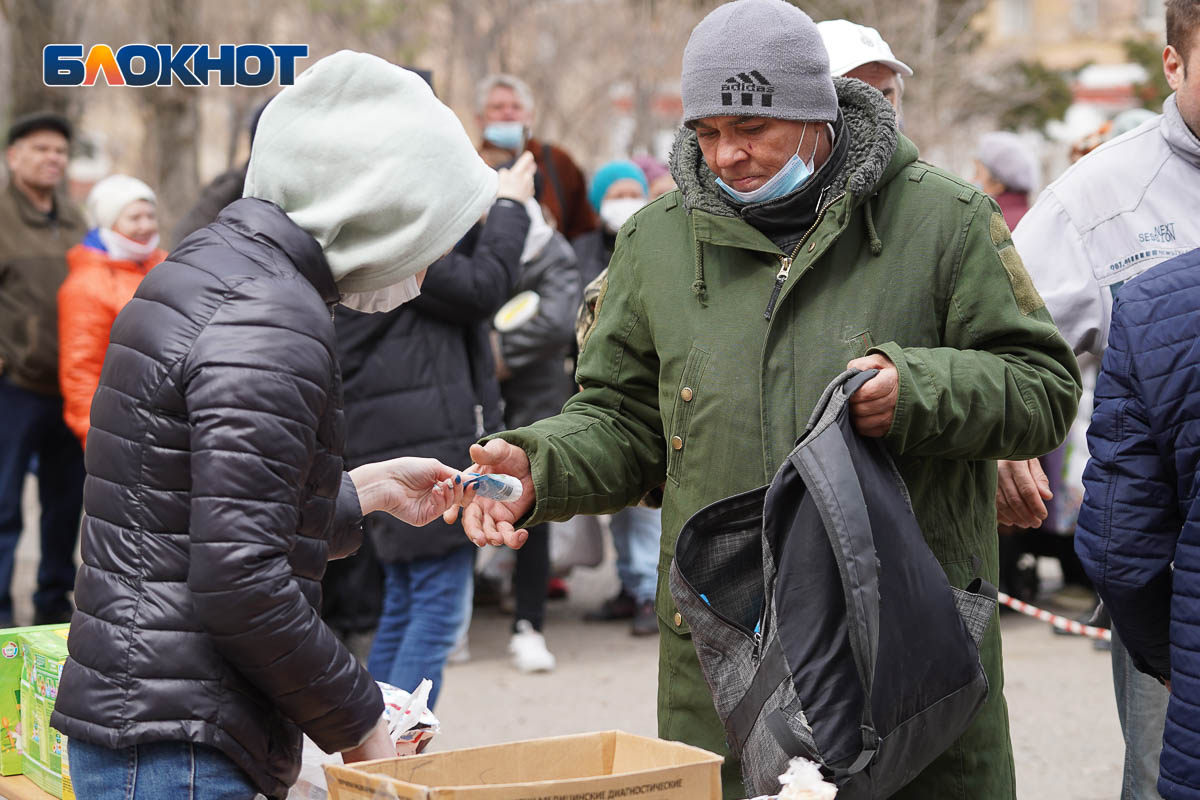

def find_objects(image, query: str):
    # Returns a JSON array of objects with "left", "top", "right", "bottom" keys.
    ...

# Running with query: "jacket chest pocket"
[
  {"left": 666, "top": 345, "right": 711, "bottom": 487},
  {"left": 843, "top": 327, "right": 874, "bottom": 359}
]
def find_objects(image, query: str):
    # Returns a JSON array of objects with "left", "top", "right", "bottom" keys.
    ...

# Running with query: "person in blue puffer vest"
[{"left": 1076, "top": 245, "right": 1200, "bottom": 800}]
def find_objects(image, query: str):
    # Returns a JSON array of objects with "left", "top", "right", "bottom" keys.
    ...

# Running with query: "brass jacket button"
[
  {"left": 681, "top": 387, "right": 693, "bottom": 402},
  {"left": 671, "top": 435, "right": 683, "bottom": 450},
  {"left": 674, "top": 612, "right": 683, "bottom": 627}
]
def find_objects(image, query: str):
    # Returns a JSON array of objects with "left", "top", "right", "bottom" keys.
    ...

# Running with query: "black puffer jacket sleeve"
[
  {"left": 184, "top": 283, "right": 382, "bottom": 755},
  {"left": 328, "top": 472, "right": 364, "bottom": 560},
  {"left": 409, "top": 199, "right": 528, "bottom": 324}
]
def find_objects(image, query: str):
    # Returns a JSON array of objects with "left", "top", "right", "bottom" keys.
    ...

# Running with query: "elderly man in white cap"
[
  {"left": 51, "top": 50, "right": 528, "bottom": 800},
  {"left": 818, "top": 19, "right": 912, "bottom": 122}
]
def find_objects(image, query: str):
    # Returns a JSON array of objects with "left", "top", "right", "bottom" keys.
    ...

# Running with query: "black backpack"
[{"left": 669, "top": 369, "right": 996, "bottom": 798}]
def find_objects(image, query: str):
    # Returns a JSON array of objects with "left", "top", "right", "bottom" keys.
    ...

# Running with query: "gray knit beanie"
[{"left": 681, "top": 0, "right": 838, "bottom": 126}]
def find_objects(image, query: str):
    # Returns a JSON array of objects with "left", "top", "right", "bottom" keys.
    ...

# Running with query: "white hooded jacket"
[{"left": 1013, "top": 93, "right": 1200, "bottom": 356}]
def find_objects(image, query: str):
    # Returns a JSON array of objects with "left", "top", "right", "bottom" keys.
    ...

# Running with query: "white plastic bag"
[
  {"left": 549, "top": 515, "right": 605, "bottom": 573},
  {"left": 287, "top": 679, "right": 440, "bottom": 799}
]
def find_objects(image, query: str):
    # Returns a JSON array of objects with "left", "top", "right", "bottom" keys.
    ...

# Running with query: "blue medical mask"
[
  {"left": 483, "top": 121, "right": 526, "bottom": 151},
  {"left": 715, "top": 122, "right": 830, "bottom": 205}
]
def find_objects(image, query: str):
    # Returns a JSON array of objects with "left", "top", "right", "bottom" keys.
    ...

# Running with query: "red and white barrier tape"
[{"left": 997, "top": 591, "right": 1112, "bottom": 642}]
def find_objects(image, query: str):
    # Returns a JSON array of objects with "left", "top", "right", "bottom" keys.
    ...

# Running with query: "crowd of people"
[{"left": 0, "top": 0, "right": 1197, "bottom": 797}]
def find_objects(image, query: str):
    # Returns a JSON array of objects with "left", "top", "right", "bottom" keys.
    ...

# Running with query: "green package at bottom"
[
  {"left": 0, "top": 623, "right": 68, "bottom": 776},
  {"left": 19, "top": 626, "right": 70, "bottom": 798}
]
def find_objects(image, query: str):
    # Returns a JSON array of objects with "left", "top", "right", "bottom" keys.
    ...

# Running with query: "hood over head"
[{"left": 244, "top": 50, "right": 499, "bottom": 294}]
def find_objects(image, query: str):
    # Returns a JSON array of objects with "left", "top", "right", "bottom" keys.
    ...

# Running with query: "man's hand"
[
  {"left": 496, "top": 151, "right": 536, "bottom": 203},
  {"left": 996, "top": 458, "right": 1053, "bottom": 529},
  {"left": 341, "top": 719, "right": 393, "bottom": 763},
  {"left": 444, "top": 440, "right": 533, "bottom": 549},
  {"left": 349, "top": 457, "right": 470, "bottom": 527},
  {"left": 846, "top": 354, "right": 899, "bottom": 438}
]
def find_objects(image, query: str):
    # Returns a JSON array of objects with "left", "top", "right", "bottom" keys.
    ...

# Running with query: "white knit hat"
[
  {"left": 244, "top": 50, "right": 499, "bottom": 293},
  {"left": 86, "top": 174, "right": 156, "bottom": 230}
]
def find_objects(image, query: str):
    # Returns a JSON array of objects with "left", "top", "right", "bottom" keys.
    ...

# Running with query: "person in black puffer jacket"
[
  {"left": 51, "top": 52, "right": 526, "bottom": 800},
  {"left": 339, "top": 168, "right": 533, "bottom": 708}
]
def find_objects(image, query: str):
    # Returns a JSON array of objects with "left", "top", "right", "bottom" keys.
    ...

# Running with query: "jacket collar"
[
  {"left": 216, "top": 198, "right": 339, "bottom": 305},
  {"left": 1162, "top": 93, "right": 1200, "bottom": 170},
  {"left": 5, "top": 181, "right": 82, "bottom": 229},
  {"left": 669, "top": 77, "right": 905, "bottom": 224}
]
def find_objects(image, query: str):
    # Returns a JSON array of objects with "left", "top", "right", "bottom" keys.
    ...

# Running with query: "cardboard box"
[
  {"left": 19, "top": 627, "right": 69, "bottom": 798},
  {"left": 61, "top": 733, "right": 74, "bottom": 800},
  {"left": 0, "top": 624, "right": 68, "bottom": 776},
  {"left": 323, "top": 730, "right": 723, "bottom": 800}
]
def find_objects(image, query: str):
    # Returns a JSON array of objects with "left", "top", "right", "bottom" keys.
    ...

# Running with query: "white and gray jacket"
[{"left": 1014, "top": 93, "right": 1200, "bottom": 356}]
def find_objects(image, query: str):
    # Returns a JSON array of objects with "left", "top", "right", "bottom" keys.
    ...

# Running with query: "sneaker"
[
  {"left": 509, "top": 620, "right": 556, "bottom": 673},
  {"left": 585, "top": 589, "right": 637, "bottom": 622},
  {"left": 631, "top": 600, "right": 658, "bottom": 637}
]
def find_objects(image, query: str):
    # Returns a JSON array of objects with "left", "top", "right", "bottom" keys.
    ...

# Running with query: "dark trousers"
[
  {"left": 0, "top": 376, "right": 84, "bottom": 621},
  {"left": 513, "top": 523, "right": 550, "bottom": 631}
]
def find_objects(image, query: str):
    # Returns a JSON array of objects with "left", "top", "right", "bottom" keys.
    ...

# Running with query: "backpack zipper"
[{"left": 763, "top": 188, "right": 845, "bottom": 321}]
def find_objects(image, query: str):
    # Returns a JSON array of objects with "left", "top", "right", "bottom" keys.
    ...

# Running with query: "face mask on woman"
[
  {"left": 98, "top": 228, "right": 160, "bottom": 263},
  {"left": 599, "top": 197, "right": 646, "bottom": 233},
  {"left": 339, "top": 275, "right": 421, "bottom": 313}
]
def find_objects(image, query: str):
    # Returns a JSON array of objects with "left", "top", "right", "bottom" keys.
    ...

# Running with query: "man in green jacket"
[{"left": 453, "top": 1, "right": 1080, "bottom": 796}]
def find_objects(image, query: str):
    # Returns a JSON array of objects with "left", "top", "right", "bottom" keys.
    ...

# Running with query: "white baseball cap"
[{"left": 817, "top": 19, "right": 913, "bottom": 78}]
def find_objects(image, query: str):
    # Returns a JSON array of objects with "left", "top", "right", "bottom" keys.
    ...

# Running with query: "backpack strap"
[
  {"left": 540, "top": 142, "right": 567, "bottom": 224},
  {"left": 727, "top": 637, "right": 793, "bottom": 756},
  {"left": 799, "top": 368, "right": 878, "bottom": 443}
]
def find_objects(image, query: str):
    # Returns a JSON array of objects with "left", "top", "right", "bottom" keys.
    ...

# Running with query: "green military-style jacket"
[{"left": 495, "top": 79, "right": 1080, "bottom": 798}]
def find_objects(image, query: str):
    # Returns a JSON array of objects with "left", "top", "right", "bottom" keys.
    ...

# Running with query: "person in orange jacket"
[{"left": 58, "top": 175, "right": 167, "bottom": 448}]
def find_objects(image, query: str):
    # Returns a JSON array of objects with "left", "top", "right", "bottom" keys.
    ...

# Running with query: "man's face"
[
  {"left": 693, "top": 116, "right": 825, "bottom": 193},
  {"left": 480, "top": 85, "right": 532, "bottom": 127},
  {"left": 844, "top": 62, "right": 903, "bottom": 114},
  {"left": 5, "top": 130, "right": 69, "bottom": 193},
  {"left": 1165, "top": 40, "right": 1199, "bottom": 137}
]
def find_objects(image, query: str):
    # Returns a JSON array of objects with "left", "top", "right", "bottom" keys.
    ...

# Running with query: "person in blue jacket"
[{"left": 1076, "top": 245, "right": 1200, "bottom": 800}]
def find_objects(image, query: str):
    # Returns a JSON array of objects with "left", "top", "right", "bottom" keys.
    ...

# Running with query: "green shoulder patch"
[
  {"left": 989, "top": 211, "right": 1012, "bottom": 247},
  {"left": 991, "top": 213, "right": 1044, "bottom": 315},
  {"left": 577, "top": 271, "right": 609, "bottom": 352}
]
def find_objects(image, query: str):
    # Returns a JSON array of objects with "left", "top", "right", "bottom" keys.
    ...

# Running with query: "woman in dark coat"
[{"left": 339, "top": 166, "right": 533, "bottom": 707}]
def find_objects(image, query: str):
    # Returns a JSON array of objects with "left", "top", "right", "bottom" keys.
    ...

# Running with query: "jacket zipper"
[{"left": 763, "top": 189, "right": 845, "bottom": 321}]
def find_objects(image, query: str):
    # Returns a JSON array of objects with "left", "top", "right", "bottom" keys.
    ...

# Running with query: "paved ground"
[{"left": 17, "top": 481, "right": 1128, "bottom": 798}]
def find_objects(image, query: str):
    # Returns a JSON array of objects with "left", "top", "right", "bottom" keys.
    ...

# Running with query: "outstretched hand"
[
  {"left": 349, "top": 457, "right": 472, "bottom": 527},
  {"left": 444, "top": 440, "right": 533, "bottom": 549}
]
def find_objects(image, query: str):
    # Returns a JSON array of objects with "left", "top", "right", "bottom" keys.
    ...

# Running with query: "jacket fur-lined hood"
[{"left": 668, "top": 77, "right": 901, "bottom": 217}]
